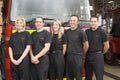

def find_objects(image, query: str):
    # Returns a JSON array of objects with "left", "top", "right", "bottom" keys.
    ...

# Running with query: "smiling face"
[
  {"left": 35, "top": 17, "right": 44, "bottom": 30},
  {"left": 51, "top": 19, "right": 62, "bottom": 34},
  {"left": 16, "top": 20, "right": 24, "bottom": 29},
  {"left": 52, "top": 21, "right": 60, "bottom": 32},
  {"left": 15, "top": 17, "right": 26, "bottom": 32},
  {"left": 69, "top": 16, "right": 79, "bottom": 30},
  {"left": 51, "top": 19, "right": 62, "bottom": 38},
  {"left": 90, "top": 17, "right": 99, "bottom": 30}
]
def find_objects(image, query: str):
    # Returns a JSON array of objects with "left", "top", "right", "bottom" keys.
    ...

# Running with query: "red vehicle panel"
[{"left": 2, "top": 0, "right": 91, "bottom": 79}]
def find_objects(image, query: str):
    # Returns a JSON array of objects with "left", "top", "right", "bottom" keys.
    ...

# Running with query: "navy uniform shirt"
[
  {"left": 31, "top": 30, "right": 51, "bottom": 55},
  {"left": 65, "top": 27, "right": 88, "bottom": 55},
  {"left": 86, "top": 27, "right": 108, "bottom": 52},
  {"left": 8, "top": 31, "right": 32, "bottom": 55}
]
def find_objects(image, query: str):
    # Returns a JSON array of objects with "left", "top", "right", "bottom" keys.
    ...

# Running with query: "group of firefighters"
[{"left": 1, "top": 14, "right": 109, "bottom": 80}]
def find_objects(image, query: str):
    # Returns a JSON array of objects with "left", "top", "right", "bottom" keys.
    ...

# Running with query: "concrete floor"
[
  {"left": 93, "top": 63, "right": 120, "bottom": 80},
  {"left": 104, "top": 63, "right": 120, "bottom": 80},
  {"left": 0, "top": 63, "right": 119, "bottom": 80}
]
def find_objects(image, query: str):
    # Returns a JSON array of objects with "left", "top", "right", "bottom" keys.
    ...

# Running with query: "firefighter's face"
[
  {"left": 35, "top": 18, "right": 44, "bottom": 30},
  {"left": 16, "top": 19, "right": 24, "bottom": 30},
  {"left": 90, "top": 17, "right": 99, "bottom": 30},
  {"left": 69, "top": 16, "right": 79, "bottom": 29},
  {"left": 52, "top": 22, "right": 60, "bottom": 32}
]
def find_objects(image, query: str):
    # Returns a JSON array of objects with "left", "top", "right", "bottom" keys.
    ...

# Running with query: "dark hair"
[
  {"left": 35, "top": 17, "right": 44, "bottom": 23},
  {"left": 90, "top": 16, "right": 99, "bottom": 21},
  {"left": 70, "top": 14, "right": 79, "bottom": 21}
]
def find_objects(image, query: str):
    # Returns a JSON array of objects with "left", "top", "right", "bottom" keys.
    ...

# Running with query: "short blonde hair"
[
  {"left": 51, "top": 19, "right": 63, "bottom": 39},
  {"left": 15, "top": 17, "right": 26, "bottom": 31}
]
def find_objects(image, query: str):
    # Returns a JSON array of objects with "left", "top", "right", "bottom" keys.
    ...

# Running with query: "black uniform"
[
  {"left": 0, "top": 39, "right": 5, "bottom": 80},
  {"left": 49, "top": 34, "right": 67, "bottom": 80},
  {"left": 31, "top": 30, "right": 51, "bottom": 80},
  {"left": 85, "top": 28, "right": 108, "bottom": 80},
  {"left": 65, "top": 27, "right": 88, "bottom": 80},
  {"left": 8, "top": 31, "right": 32, "bottom": 80}
]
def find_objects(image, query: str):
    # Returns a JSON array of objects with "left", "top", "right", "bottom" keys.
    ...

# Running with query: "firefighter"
[
  {"left": 8, "top": 17, "right": 32, "bottom": 80},
  {"left": 49, "top": 19, "right": 67, "bottom": 80},
  {"left": 30, "top": 17, "right": 51, "bottom": 80},
  {"left": 85, "top": 16, "right": 109, "bottom": 80},
  {"left": 0, "top": 31, "right": 6, "bottom": 80},
  {"left": 65, "top": 15, "right": 89, "bottom": 80}
]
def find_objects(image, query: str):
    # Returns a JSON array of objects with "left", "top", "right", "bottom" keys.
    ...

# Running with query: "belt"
[
  {"left": 52, "top": 50, "right": 61, "bottom": 54},
  {"left": 96, "top": 51, "right": 102, "bottom": 53},
  {"left": 88, "top": 51, "right": 102, "bottom": 53}
]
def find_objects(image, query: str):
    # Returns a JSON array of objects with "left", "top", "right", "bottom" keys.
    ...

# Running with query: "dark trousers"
[
  {"left": 0, "top": 43, "right": 5, "bottom": 79},
  {"left": 49, "top": 51, "right": 65, "bottom": 80},
  {"left": 10, "top": 55, "right": 30, "bottom": 80},
  {"left": 85, "top": 52, "right": 104, "bottom": 80},
  {"left": 31, "top": 55, "right": 49, "bottom": 80},
  {"left": 66, "top": 53, "right": 82, "bottom": 80}
]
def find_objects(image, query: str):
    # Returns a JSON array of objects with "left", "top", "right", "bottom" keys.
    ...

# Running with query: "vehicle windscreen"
[{"left": 10, "top": 0, "right": 91, "bottom": 23}]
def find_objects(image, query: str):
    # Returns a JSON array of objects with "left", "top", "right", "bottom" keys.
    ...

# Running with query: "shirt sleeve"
[
  {"left": 62, "top": 34, "right": 67, "bottom": 45},
  {"left": 25, "top": 32, "right": 33, "bottom": 45},
  {"left": 8, "top": 35, "right": 13, "bottom": 47},
  {"left": 81, "top": 30, "right": 88, "bottom": 42},
  {"left": 45, "top": 31, "right": 52, "bottom": 43},
  {"left": 101, "top": 29, "right": 108, "bottom": 42}
]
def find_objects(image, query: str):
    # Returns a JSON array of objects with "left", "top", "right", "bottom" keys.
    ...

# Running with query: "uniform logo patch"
[
  {"left": 75, "top": 35, "right": 79, "bottom": 38},
  {"left": 21, "top": 37, "right": 25, "bottom": 40},
  {"left": 40, "top": 37, "right": 45, "bottom": 41},
  {"left": 96, "top": 35, "right": 100, "bottom": 38},
  {"left": 58, "top": 38, "right": 62, "bottom": 42}
]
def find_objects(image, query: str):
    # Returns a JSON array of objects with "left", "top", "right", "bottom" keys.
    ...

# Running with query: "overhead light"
[{"left": 108, "top": 0, "right": 114, "bottom": 4}]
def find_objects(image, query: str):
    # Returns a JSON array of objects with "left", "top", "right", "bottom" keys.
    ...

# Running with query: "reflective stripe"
[{"left": 12, "top": 30, "right": 36, "bottom": 34}]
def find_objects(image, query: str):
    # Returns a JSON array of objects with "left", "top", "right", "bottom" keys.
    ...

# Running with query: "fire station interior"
[{"left": 0, "top": 0, "right": 120, "bottom": 80}]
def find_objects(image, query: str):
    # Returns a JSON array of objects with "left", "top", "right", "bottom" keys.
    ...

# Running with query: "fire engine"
[
  {"left": 104, "top": 8, "right": 120, "bottom": 65},
  {"left": 94, "top": 0, "right": 120, "bottom": 65},
  {"left": 1, "top": 0, "right": 92, "bottom": 80}
]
